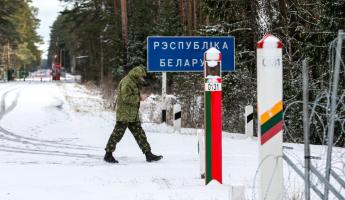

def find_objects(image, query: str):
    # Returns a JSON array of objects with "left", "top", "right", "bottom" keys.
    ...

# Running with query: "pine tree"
[
  {"left": 0, "top": 0, "right": 41, "bottom": 71},
  {"left": 154, "top": 0, "right": 183, "bottom": 36},
  {"left": 126, "top": 0, "right": 155, "bottom": 69}
]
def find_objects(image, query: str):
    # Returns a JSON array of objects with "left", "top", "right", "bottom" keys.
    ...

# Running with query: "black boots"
[
  {"left": 104, "top": 151, "right": 162, "bottom": 163},
  {"left": 104, "top": 152, "right": 118, "bottom": 163},
  {"left": 145, "top": 152, "right": 163, "bottom": 162}
]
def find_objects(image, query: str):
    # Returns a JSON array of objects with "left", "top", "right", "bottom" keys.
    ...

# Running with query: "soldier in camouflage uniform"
[{"left": 104, "top": 66, "right": 163, "bottom": 163}]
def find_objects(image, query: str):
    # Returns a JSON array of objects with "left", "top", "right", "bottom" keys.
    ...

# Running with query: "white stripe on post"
[
  {"left": 257, "top": 34, "right": 284, "bottom": 200},
  {"left": 245, "top": 105, "right": 254, "bottom": 138},
  {"left": 173, "top": 104, "right": 181, "bottom": 133},
  {"left": 198, "top": 129, "right": 205, "bottom": 179}
]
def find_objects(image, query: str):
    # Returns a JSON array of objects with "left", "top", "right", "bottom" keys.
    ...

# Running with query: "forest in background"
[
  {"left": 0, "top": 0, "right": 42, "bottom": 73},
  {"left": 46, "top": 0, "right": 345, "bottom": 146}
]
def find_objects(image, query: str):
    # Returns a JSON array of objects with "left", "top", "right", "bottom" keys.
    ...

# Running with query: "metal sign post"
[
  {"left": 257, "top": 34, "right": 284, "bottom": 200},
  {"left": 162, "top": 72, "right": 167, "bottom": 123},
  {"left": 204, "top": 47, "right": 222, "bottom": 184}
]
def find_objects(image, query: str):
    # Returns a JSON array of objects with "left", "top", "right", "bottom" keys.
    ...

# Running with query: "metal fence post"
[
  {"left": 324, "top": 30, "right": 343, "bottom": 200},
  {"left": 302, "top": 59, "right": 311, "bottom": 200},
  {"left": 283, "top": 153, "right": 324, "bottom": 199},
  {"left": 312, "top": 164, "right": 345, "bottom": 200}
]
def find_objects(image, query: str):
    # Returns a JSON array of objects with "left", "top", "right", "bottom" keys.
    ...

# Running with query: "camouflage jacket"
[{"left": 116, "top": 66, "right": 146, "bottom": 122}]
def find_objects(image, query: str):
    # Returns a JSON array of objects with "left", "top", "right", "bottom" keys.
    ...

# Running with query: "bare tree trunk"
[
  {"left": 179, "top": 0, "right": 187, "bottom": 33},
  {"left": 121, "top": 0, "right": 128, "bottom": 70},
  {"left": 187, "top": 0, "right": 193, "bottom": 33},
  {"left": 100, "top": 36, "right": 104, "bottom": 87},
  {"left": 192, "top": 0, "right": 197, "bottom": 29},
  {"left": 205, "top": 15, "right": 209, "bottom": 25},
  {"left": 278, "top": 0, "right": 288, "bottom": 25},
  {"left": 7, "top": 41, "right": 10, "bottom": 69},
  {"left": 153, "top": 0, "right": 160, "bottom": 24},
  {"left": 114, "top": 0, "right": 118, "bottom": 16},
  {"left": 121, "top": 0, "right": 128, "bottom": 47},
  {"left": 251, "top": 0, "right": 272, "bottom": 37}
]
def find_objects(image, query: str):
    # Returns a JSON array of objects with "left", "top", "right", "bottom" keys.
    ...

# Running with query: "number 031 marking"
[{"left": 205, "top": 83, "right": 222, "bottom": 91}]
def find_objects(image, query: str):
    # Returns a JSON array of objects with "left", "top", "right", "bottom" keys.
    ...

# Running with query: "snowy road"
[
  {"left": 0, "top": 82, "right": 255, "bottom": 200},
  {"left": 0, "top": 81, "right": 343, "bottom": 200}
]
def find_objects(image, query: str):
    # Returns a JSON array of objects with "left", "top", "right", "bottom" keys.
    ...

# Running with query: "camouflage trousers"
[{"left": 105, "top": 121, "right": 151, "bottom": 154}]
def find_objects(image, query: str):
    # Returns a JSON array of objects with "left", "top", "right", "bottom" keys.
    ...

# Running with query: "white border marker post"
[
  {"left": 257, "top": 34, "right": 284, "bottom": 200},
  {"left": 245, "top": 105, "right": 254, "bottom": 138},
  {"left": 173, "top": 104, "right": 181, "bottom": 133},
  {"left": 198, "top": 129, "right": 205, "bottom": 179}
]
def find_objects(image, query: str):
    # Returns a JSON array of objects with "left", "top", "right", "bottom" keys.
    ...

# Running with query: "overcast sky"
[{"left": 31, "top": 0, "right": 64, "bottom": 59}]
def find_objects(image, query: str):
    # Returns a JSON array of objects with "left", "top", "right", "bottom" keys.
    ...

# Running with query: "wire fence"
[{"left": 280, "top": 32, "right": 345, "bottom": 200}]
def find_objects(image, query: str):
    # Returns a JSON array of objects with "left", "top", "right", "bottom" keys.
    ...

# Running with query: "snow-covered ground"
[{"left": 0, "top": 79, "right": 343, "bottom": 200}]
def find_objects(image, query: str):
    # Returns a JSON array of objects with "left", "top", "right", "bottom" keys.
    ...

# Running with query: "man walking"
[{"left": 104, "top": 66, "right": 163, "bottom": 163}]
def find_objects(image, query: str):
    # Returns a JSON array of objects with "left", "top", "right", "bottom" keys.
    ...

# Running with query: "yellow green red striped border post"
[
  {"left": 257, "top": 34, "right": 284, "bottom": 200},
  {"left": 260, "top": 101, "right": 283, "bottom": 145}
]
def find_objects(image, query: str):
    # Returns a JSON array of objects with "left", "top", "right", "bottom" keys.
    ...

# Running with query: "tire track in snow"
[
  {"left": 0, "top": 84, "right": 100, "bottom": 157},
  {"left": 152, "top": 178, "right": 172, "bottom": 189},
  {"left": 0, "top": 125, "right": 98, "bottom": 150},
  {"left": 0, "top": 86, "right": 22, "bottom": 119},
  {"left": 0, "top": 145, "right": 102, "bottom": 160},
  {"left": 0, "top": 128, "right": 97, "bottom": 151}
]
